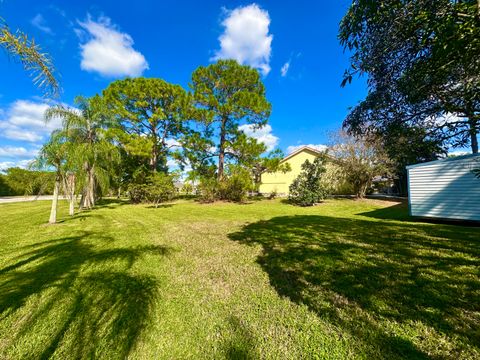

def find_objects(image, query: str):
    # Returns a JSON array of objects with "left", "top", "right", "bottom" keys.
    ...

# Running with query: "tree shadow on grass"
[
  {"left": 228, "top": 208, "right": 480, "bottom": 359},
  {"left": 0, "top": 232, "right": 171, "bottom": 359},
  {"left": 223, "top": 316, "right": 259, "bottom": 360}
]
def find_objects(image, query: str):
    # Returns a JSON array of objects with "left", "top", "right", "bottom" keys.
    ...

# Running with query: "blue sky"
[{"left": 0, "top": 0, "right": 368, "bottom": 170}]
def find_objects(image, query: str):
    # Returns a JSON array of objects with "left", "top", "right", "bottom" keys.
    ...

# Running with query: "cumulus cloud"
[
  {"left": 0, "top": 161, "right": 15, "bottom": 171},
  {"left": 287, "top": 144, "right": 328, "bottom": 154},
  {"left": 213, "top": 4, "right": 273, "bottom": 76},
  {"left": 0, "top": 100, "right": 60, "bottom": 142},
  {"left": 77, "top": 15, "right": 148, "bottom": 77},
  {"left": 280, "top": 61, "right": 290, "bottom": 77},
  {"left": 239, "top": 124, "right": 279, "bottom": 151},
  {"left": 0, "top": 146, "right": 39, "bottom": 158},
  {"left": 0, "top": 159, "right": 33, "bottom": 171},
  {"left": 31, "top": 14, "right": 54, "bottom": 35}
]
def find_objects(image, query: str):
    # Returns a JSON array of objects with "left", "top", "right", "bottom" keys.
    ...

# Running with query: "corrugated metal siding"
[{"left": 407, "top": 157, "right": 480, "bottom": 221}]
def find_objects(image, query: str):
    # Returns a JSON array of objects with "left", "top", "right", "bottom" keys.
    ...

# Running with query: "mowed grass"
[{"left": 0, "top": 198, "right": 478, "bottom": 359}]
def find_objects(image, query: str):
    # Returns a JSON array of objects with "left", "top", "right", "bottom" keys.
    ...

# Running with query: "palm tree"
[
  {"left": 33, "top": 131, "right": 69, "bottom": 224},
  {"left": 1, "top": 18, "right": 59, "bottom": 96},
  {"left": 45, "top": 96, "right": 119, "bottom": 209}
]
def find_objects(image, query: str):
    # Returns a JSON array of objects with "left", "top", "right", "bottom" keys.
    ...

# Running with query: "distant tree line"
[{"left": 0, "top": 168, "right": 56, "bottom": 196}]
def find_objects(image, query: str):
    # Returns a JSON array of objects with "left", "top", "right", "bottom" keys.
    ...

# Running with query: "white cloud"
[
  {"left": 77, "top": 16, "right": 149, "bottom": 77},
  {"left": 280, "top": 61, "right": 290, "bottom": 77},
  {"left": 0, "top": 146, "right": 39, "bottom": 158},
  {"left": 0, "top": 161, "right": 14, "bottom": 171},
  {"left": 239, "top": 124, "right": 279, "bottom": 151},
  {"left": 31, "top": 14, "right": 54, "bottom": 35},
  {"left": 431, "top": 113, "right": 465, "bottom": 127},
  {"left": 0, "top": 100, "right": 60, "bottom": 142},
  {"left": 287, "top": 144, "right": 328, "bottom": 154},
  {"left": 0, "top": 159, "right": 33, "bottom": 171},
  {"left": 213, "top": 4, "right": 273, "bottom": 76},
  {"left": 165, "top": 138, "right": 181, "bottom": 148},
  {"left": 166, "top": 158, "right": 178, "bottom": 168}
]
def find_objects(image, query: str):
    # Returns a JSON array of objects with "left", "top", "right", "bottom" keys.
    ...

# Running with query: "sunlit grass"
[{"left": 0, "top": 198, "right": 478, "bottom": 359}]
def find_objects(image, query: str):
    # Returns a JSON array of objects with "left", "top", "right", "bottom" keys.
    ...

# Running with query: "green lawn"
[{"left": 0, "top": 198, "right": 478, "bottom": 359}]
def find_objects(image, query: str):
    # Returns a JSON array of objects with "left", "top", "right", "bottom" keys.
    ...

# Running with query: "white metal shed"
[{"left": 406, "top": 153, "right": 480, "bottom": 221}]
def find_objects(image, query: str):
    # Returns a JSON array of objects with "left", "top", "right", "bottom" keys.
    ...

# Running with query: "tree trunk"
[
  {"left": 80, "top": 165, "right": 95, "bottom": 209},
  {"left": 150, "top": 130, "right": 158, "bottom": 172},
  {"left": 217, "top": 117, "right": 227, "bottom": 181},
  {"left": 49, "top": 175, "right": 60, "bottom": 224},
  {"left": 88, "top": 166, "right": 95, "bottom": 207},
  {"left": 467, "top": 110, "right": 478, "bottom": 154},
  {"left": 68, "top": 173, "right": 75, "bottom": 216},
  {"left": 469, "top": 124, "right": 478, "bottom": 154}
]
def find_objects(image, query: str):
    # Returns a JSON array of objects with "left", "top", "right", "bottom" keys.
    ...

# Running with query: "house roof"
[
  {"left": 281, "top": 146, "right": 326, "bottom": 163},
  {"left": 406, "top": 152, "right": 480, "bottom": 170}
]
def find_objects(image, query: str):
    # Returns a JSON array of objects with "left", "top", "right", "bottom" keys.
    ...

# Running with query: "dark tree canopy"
[{"left": 340, "top": 0, "right": 480, "bottom": 153}]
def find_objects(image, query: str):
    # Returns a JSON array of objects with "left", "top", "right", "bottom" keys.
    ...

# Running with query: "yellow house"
[{"left": 259, "top": 146, "right": 324, "bottom": 195}]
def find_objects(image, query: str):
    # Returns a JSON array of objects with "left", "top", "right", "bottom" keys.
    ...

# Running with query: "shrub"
[
  {"left": 198, "top": 166, "right": 254, "bottom": 203},
  {"left": 218, "top": 167, "right": 253, "bottom": 202},
  {"left": 197, "top": 177, "right": 218, "bottom": 203},
  {"left": 181, "top": 182, "right": 194, "bottom": 195},
  {"left": 289, "top": 156, "right": 328, "bottom": 206},
  {"left": 127, "top": 173, "right": 176, "bottom": 206}
]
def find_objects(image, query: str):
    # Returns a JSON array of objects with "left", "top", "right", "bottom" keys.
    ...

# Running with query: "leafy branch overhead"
[
  {"left": 339, "top": 0, "right": 480, "bottom": 154},
  {"left": 0, "top": 19, "right": 59, "bottom": 97}
]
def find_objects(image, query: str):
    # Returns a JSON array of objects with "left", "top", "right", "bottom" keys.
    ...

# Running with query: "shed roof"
[{"left": 406, "top": 153, "right": 480, "bottom": 170}]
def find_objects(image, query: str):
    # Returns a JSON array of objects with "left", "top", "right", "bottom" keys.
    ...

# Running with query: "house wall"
[
  {"left": 259, "top": 149, "right": 319, "bottom": 195},
  {"left": 407, "top": 155, "right": 480, "bottom": 221}
]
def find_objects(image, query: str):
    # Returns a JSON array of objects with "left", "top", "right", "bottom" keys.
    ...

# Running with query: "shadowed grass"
[{"left": 0, "top": 198, "right": 478, "bottom": 359}]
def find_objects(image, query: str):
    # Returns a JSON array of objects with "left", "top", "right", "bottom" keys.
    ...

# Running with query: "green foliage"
[
  {"left": 197, "top": 177, "right": 219, "bottom": 203},
  {"left": 339, "top": 0, "right": 480, "bottom": 153},
  {"left": 289, "top": 156, "right": 328, "bottom": 206},
  {"left": 190, "top": 59, "right": 271, "bottom": 179},
  {"left": 0, "top": 168, "right": 55, "bottom": 195},
  {"left": 198, "top": 166, "right": 254, "bottom": 203},
  {"left": 218, "top": 166, "right": 254, "bottom": 202},
  {"left": 103, "top": 77, "right": 192, "bottom": 172},
  {"left": 127, "top": 173, "right": 176, "bottom": 206},
  {"left": 0, "top": 174, "right": 10, "bottom": 196},
  {"left": 45, "top": 96, "right": 120, "bottom": 208},
  {"left": 181, "top": 182, "right": 194, "bottom": 195},
  {"left": 0, "top": 18, "right": 59, "bottom": 97}
]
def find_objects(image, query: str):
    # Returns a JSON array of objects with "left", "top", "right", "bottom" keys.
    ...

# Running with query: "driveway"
[{"left": 0, "top": 195, "right": 68, "bottom": 204}]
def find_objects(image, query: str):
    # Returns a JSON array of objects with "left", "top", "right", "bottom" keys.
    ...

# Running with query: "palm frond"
[{"left": 0, "top": 20, "right": 59, "bottom": 97}]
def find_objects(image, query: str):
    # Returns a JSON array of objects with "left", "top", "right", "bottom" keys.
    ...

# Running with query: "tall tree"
[
  {"left": 1, "top": 18, "right": 58, "bottom": 96},
  {"left": 190, "top": 60, "right": 271, "bottom": 180},
  {"left": 339, "top": 0, "right": 480, "bottom": 153},
  {"left": 45, "top": 96, "right": 119, "bottom": 209},
  {"left": 103, "top": 77, "right": 192, "bottom": 173},
  {"left": 33, "top": 130, "right": 69, "bottom": 224}
]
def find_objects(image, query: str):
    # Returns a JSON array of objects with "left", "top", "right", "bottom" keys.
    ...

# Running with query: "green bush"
[
  {"left": 198, "top": 166, "right": 254, "bottom": 203},
  {"left": 218, "top": 167, "right": 253, "bottom": 202},
  {"left": 127, "top": 173, "right": 176, "bottom": 206},
  {"left": 289, "top": 156, "right": 328, "bottom": 206},
  {"left": 197, "top": 177, "right": 218, "bottom": 203}
]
